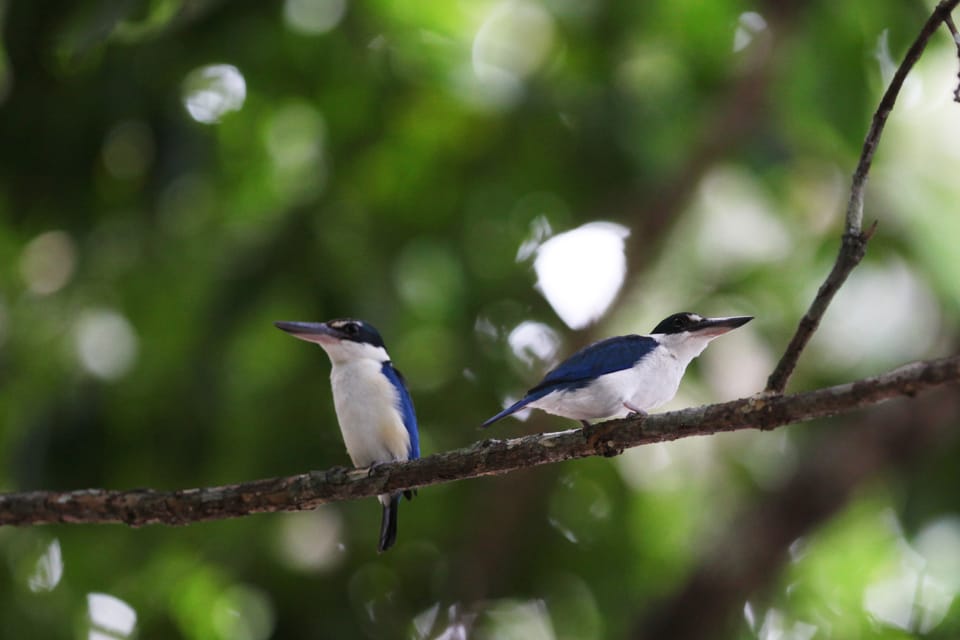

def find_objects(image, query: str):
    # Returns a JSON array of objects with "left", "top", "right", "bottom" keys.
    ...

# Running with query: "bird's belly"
[
  {"left": 530, "top": 355, "right": 685, "bottom": 421},
  {"left": 529, "top": 380, "right": 625, "bottom": 421},
  {"left": 330, "top": 363, "right": 410, "bottom": 468}
]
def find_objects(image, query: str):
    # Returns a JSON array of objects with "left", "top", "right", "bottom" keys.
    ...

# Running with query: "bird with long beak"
[
  {"left": 275, "top": 319, "right": 419, "bottom": 552},
  {"left": 482, "top": 312, "right": 753, "bottom": 428}
]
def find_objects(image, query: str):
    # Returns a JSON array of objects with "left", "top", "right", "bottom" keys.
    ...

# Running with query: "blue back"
[
  {"left": 481, "top": 334, "right": 660, "bottom": 427},
  {"left": 381, "top": 362, "right": 420, "bottom": 459},
  {"left": 529, "top": 334, "right": 658, "bottom": 394}
]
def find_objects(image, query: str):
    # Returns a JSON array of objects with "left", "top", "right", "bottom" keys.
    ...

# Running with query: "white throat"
[
  {"left": 655, "top": 332, "right": 717, "bottom": 367},
  {"left": 316, "top": 340, "right": 390, "bottom": 365}
]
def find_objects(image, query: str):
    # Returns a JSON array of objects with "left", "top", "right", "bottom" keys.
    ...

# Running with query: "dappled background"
[{"left": 2, "top": 0, "right": 960, "bottom": 638}]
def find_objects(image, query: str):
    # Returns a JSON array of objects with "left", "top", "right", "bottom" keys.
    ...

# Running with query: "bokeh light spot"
[
  {"left": 27, "top": 538, "right": 63, "bottom": 593},
  {"left": 274, "top": 509, "right": 345, "bottom": 573},
  {"left": 211, "top": 585, "right": 276, "bottom": 640},
  {"left": 507, "top": 321, "right": 560, "bottom": 369},
  {"left": 73, "top": 309, "right": 139, "bottom": 380},
  {"left": 478, "top": 599, "right": 556, "bottom": 640},
  {"left": 87, "top": 593, "right": 137, "bottom": 638},
  {"left": 183, "top": 64, "right": 247, "bottom": 124},
  {"left": 813, "top": 259, "right": 940, "bottom": 369},
  {"left": 283, "top": 0, "right": 347, "bottom": 35},
  {"left": 733, "top": 12, "right": 767, "bottom": 52},
  {"left": 756, "top": 608, "right": 817, "bottom": 640},
  {"left": 915, "top": 517, "right": 960, "bottom": 592},
  {"left": 694, "top": 167, "right": 791, "bottom": 269},
  {"left": 19, "top": 230, "right": 77, "bottom": 295},
  {"left": 531, "top": 221, "right": 630, "bottom": 330},
  {"left": 471, "top": 1, "right": 555, "bottom": 108},
  {"left": 413, "top": 603, "right": 441, "bottom": 639}
]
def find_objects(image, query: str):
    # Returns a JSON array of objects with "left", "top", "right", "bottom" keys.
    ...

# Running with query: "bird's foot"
[
  {"left": 623, "top": 401, "right": 648, "bottom": 419},
  {"left": 367, "top": 460, "right": 395, "bottom": 478}
]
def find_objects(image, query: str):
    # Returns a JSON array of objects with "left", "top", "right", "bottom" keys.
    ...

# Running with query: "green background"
[{"left": 2, "top": 1, "right": 959, "bottom": 638}]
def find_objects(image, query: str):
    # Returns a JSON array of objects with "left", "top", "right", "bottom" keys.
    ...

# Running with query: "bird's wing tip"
[{"left": 481, "top": 396, "right": 533, "bottom": 429}]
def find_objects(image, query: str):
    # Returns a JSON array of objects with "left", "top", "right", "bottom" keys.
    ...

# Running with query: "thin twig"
[
  {"left": 766, "top": 0, "right": 960, "bottom": 394},
  {"left": 765, "top": 221, "right": 877, "bottom": 394},
  {"left": 945, "top": 14, "right": 960, "bottom": 102},
  {"left": 0, "top": 355, "right": 957, "bottom": 527}
]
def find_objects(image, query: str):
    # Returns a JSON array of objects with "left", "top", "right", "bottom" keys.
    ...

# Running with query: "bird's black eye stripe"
[
  {"left": 327, "top": 318, "right": 386, "bottom": 348},
  {"left": 651, "top": 311, "right": 702, "bottom": 334}
]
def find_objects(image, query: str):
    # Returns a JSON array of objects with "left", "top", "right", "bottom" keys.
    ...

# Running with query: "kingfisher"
[
  {"left": 275, "top": 318, "right": 419, "bottom": 552},
  {"left": 482, "top": 312, "right": 753, "bottom": 428}
]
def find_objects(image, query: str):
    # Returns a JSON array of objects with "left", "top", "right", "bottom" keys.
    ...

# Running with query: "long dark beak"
[
  {"left": 690, "top": 315, "right": 753, "bottom": 337},
  {"left": 274, "top": 321, "right": 339, "bottom": 344}
]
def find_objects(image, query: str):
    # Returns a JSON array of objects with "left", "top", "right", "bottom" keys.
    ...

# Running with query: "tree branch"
[
  {"left": 1, "top": 355, "right": 957, "bottom": 527},
  {"left": 946, "top": 14, "right": 960, "bottom": 102},
  {"left": 765, "top": 0, "right": 960, "bottom": 394}
]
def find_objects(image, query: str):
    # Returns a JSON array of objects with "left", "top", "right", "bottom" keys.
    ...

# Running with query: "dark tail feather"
[
  {"left": 481, "top": 396, "right": 534, "bottom": 428},
  {"left": 378, "top": 494, "right": 401, "bottom": 553}
]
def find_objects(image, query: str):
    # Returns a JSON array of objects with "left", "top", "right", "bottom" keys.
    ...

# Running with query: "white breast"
[
  {"left": 622, "top": 347, "right": 687, "bottom": 411},
  {"left": 328, "top": 359, "right": 411, "bottom": 468}
]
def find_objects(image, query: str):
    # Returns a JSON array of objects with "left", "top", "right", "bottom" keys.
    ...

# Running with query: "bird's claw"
[
  {"left": 623, "top": 402, "right": 647, "bottom": 419},
  {"left": 367, "top": 461, "right": 387, "bottom": 477}
]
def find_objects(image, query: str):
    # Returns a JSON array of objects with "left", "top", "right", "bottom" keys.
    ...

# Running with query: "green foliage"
[{"left": 1, "top": 1, "right": 959, "bottom": 638}]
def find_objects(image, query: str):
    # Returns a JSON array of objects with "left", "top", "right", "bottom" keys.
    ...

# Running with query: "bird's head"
[
  {"left": 274, "top": 318, "right": 389, "bottom": 363},
  {"left": 651, "top": 312, "right": 753, "bottom": 360}
]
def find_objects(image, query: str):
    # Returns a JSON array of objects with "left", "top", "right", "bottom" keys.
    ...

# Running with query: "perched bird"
[
  {"left": 482, "top": 312, "right": 753, "bottom": 428},
  {"left": 274, "top": 318, "right": 419, "bottom": 552}
]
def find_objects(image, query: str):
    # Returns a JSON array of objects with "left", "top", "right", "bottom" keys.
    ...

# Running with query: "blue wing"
[
  {"left": 530, "top": 335, "right": 657, "bottom": 392},
  {"left": 381, "top": 362, "right": 420, "bottom": 460},
  {"left": 482, "top": 335, "right": 657, "bottom": 427}
]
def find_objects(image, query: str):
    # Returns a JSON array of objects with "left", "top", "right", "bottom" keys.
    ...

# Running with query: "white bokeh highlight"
[
  {"left": 88, "top": 593, "right": 137, "bottom": 638},
  {"left": 507, "top": 321, "right": 560, "bottom": 369},
  {"left": 861, "top": 513, "right": 959, "bottom": 634},
  {"left": 531, "top": 222, "right": 630, "bottom": 330},
  {"left": 275, "top": 509, "right": 345, "bottom": 572},
  {"left": 733, "top": 12, "right": 768, "bottom": 52},
  {"left": 283, "top": 0, "right": 346, "bottom": 35},
  {"left": 813, "top": 259, "right": 940, "bottom": 368},
  {"left": 73, "top": 309, "right": 139, "bottom": 381},
  {"left": 19, "top": 230, "right": 77, "bottom": 295},
  {"left": 694, "top": 167, "right": 791, "bottom": 269},
  {"left": 27, "top": 538, "right": 63, "bottom": 593},
  {"left": 183, "top": 64, "right": 247, "bottom": 124},
  {"left": 482, "top": 599, "right": 555, "bottom": 640}
]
